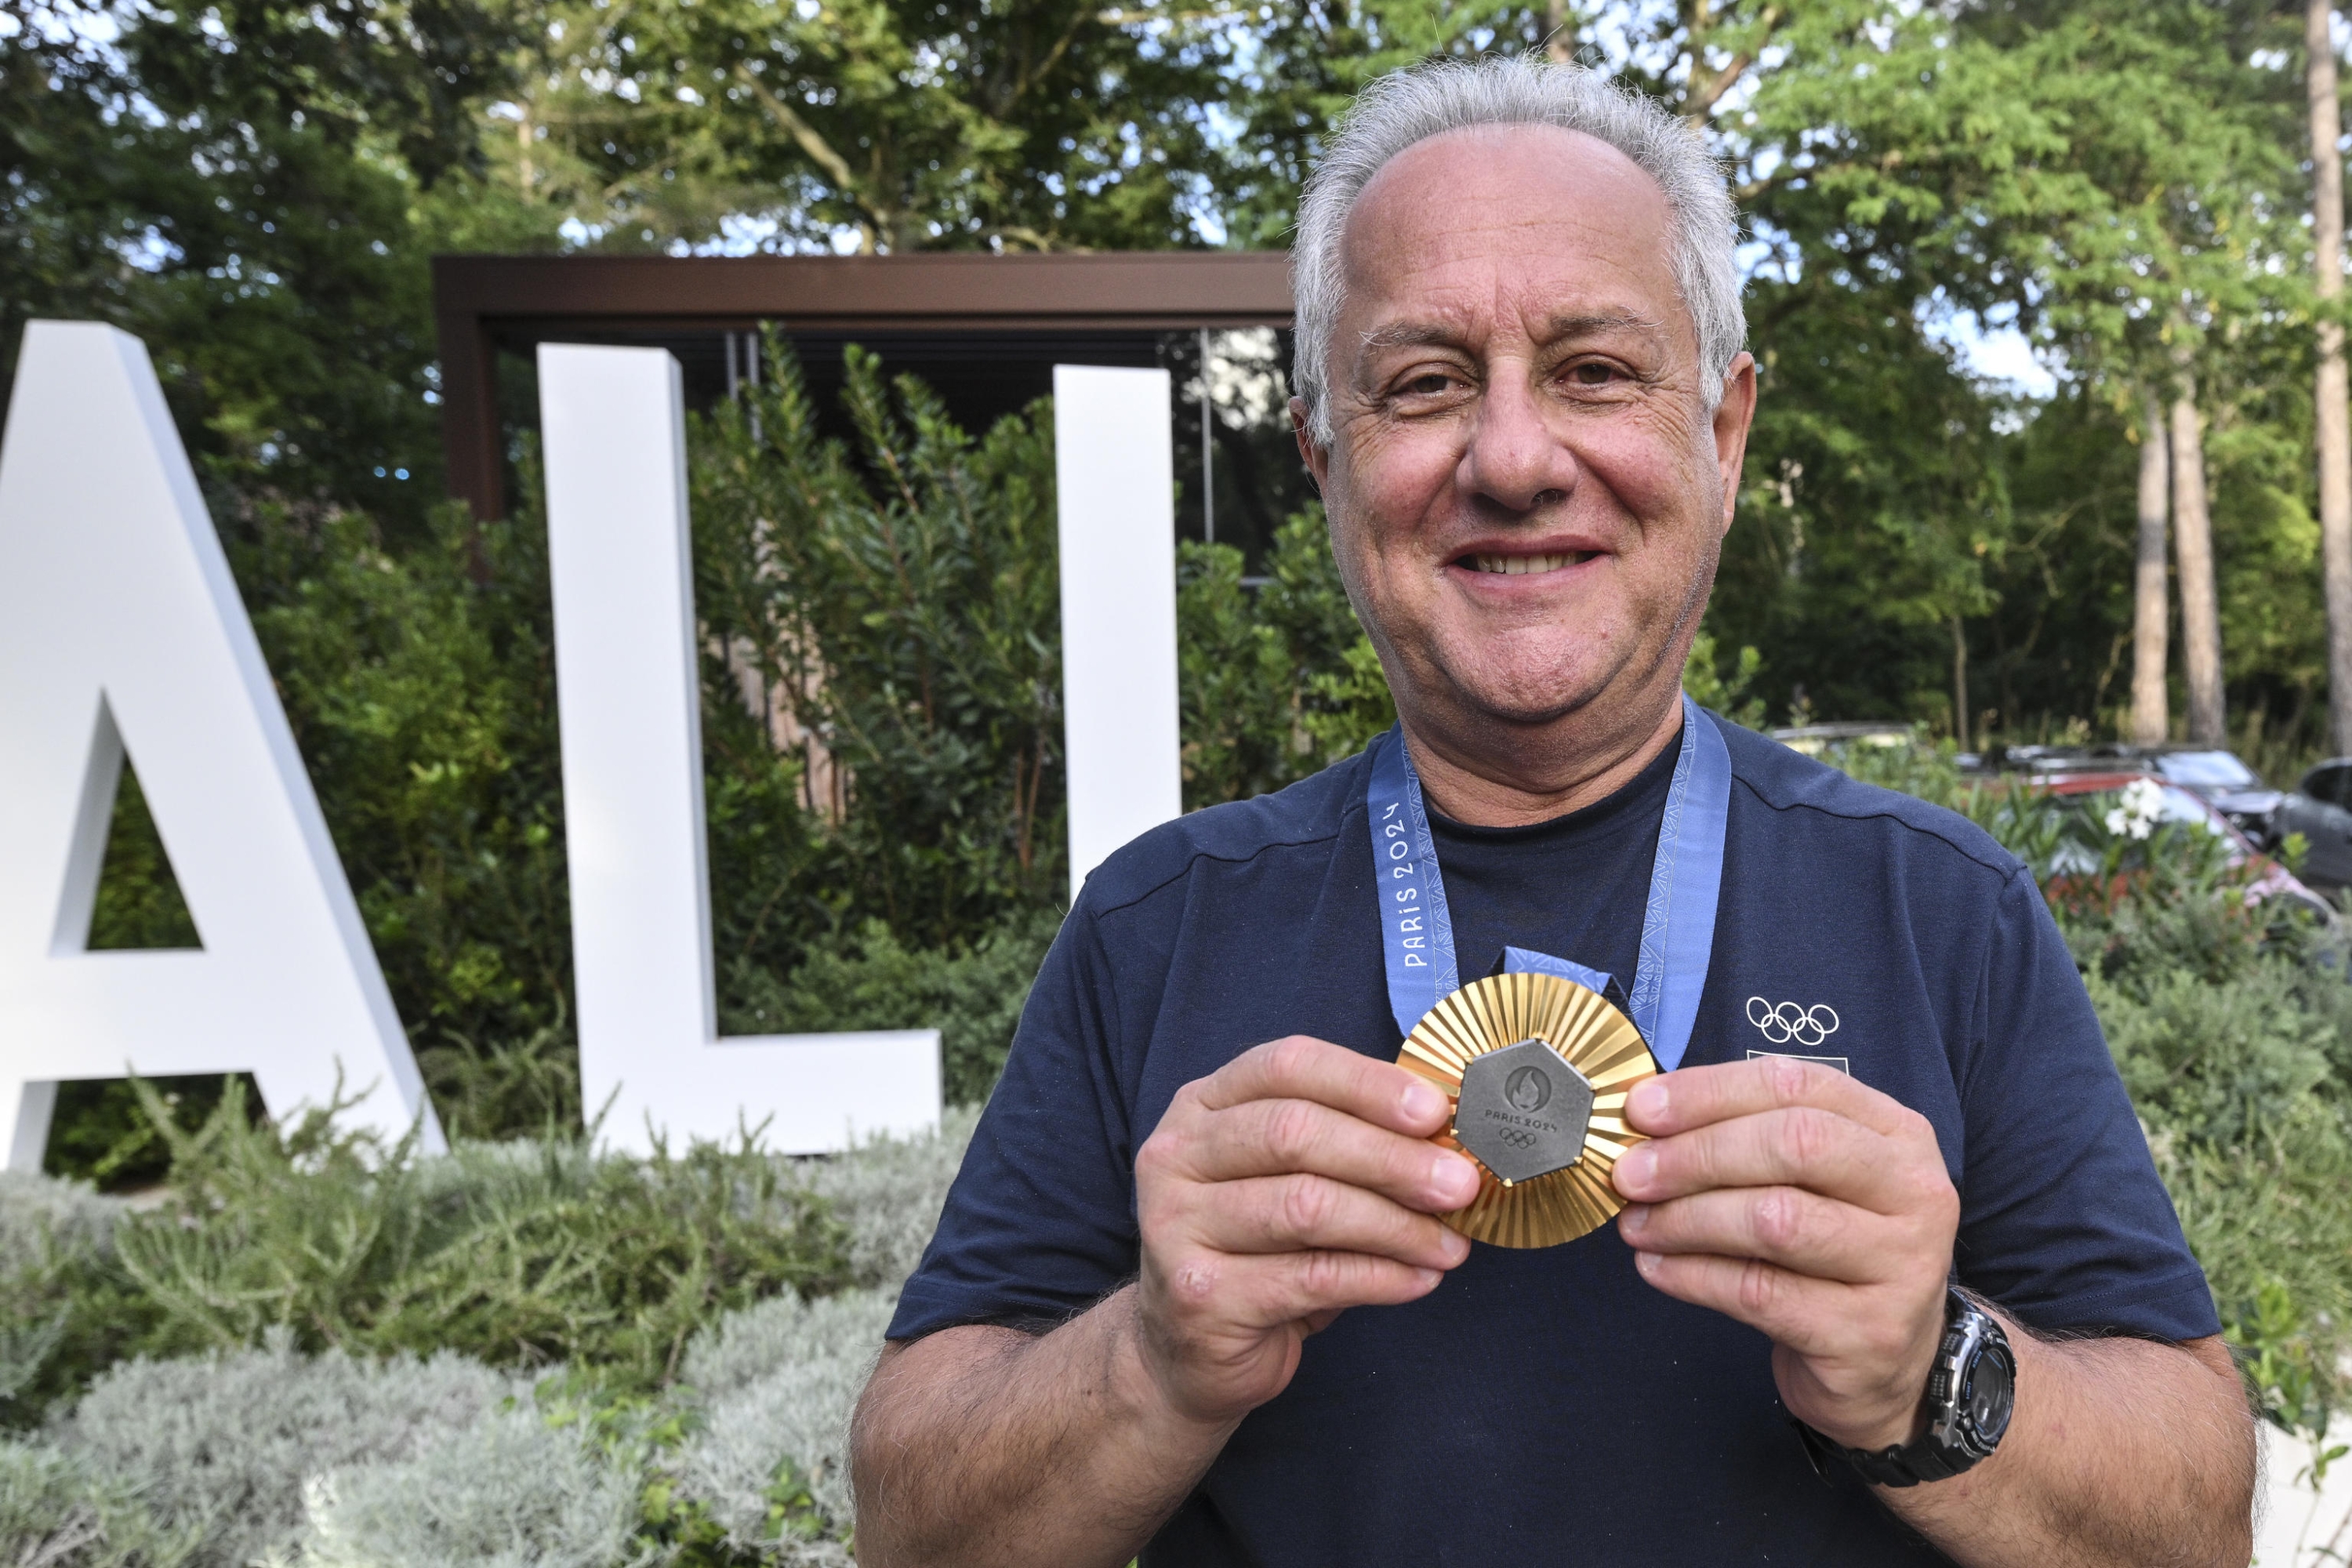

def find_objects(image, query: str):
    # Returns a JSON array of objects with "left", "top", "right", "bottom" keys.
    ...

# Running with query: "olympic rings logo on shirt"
[{"left": 1745, "top": 997, "right": 1842, "bottom": 1049}]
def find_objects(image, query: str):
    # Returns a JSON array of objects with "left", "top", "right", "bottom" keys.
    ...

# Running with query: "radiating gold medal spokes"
[{"left": 1396, "top": 971, "right": 1659, "bottom": 1250}]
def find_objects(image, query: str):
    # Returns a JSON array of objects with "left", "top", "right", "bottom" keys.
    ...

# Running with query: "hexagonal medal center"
[{"left": 1454, "top": 1038, "right": 1595, "bottom": 1185}]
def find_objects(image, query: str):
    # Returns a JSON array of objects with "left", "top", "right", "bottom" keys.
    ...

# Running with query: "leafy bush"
[
  {"left": 296, "top": 1401, "right": 648, "bottom": 1568},
  {"left": 1175, "top": 510, "right": 1396, "bottom": 808},
  {"left": 690, "top": 343, "right": 1066, "bottom": 954},
  {"left": 9, "top": 1083, "right": 851, "bottom": 1421},
  {"left": 0, "top": 1440, "right": 194, "bottom": 1568},
  {"left": 800, "top": 1107, "right": 978, "bottom": 1296},
  {"left": 720, "top": 920, "right": 1059, "bottom": 1109},
  {"left": 668, "top": 1290, "right": 896, "bottom": 1556},
  {"left": 236, "top": 499, "right": 576, "bottom": 1087},
  {"left": 0, "top": 1111, "right": 978, "bottom": 1566},
  {"left": 56, "top": 1334, "right": 527, "bottom": 1568}
]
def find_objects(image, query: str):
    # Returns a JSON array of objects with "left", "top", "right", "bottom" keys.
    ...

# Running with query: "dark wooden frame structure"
[{"left": 432, "top": 252, "right": 1295, "bottom": 521}]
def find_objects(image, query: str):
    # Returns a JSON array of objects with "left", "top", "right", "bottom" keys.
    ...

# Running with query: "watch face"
[{"left": 1964, "top": 1346, "right": 2016, "bottom": 1446}]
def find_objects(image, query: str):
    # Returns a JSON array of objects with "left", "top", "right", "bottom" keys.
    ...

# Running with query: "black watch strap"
[
  {"left": 1793, "top": 1289, "right": 2015, "bottom": 1489},
  {"left": 1795, "top": 1417, "right": 1973, "bottom": 1487}
]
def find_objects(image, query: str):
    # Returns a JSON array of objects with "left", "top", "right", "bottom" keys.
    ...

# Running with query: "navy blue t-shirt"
[{"left": 889, "top": 712, "right": 2218, "bottom": 1566}]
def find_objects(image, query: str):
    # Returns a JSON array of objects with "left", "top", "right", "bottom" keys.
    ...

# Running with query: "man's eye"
[
  {"left": 1567, "top": 361, "right": 1623, "bottom": 387},
  {"left": 1399, "top": 372, "right": 1456, "bottom": 397}
]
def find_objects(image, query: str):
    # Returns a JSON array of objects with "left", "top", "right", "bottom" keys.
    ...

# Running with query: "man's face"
[{"left": 1299, "top": 124, "right": 1755, "bottom": 745}]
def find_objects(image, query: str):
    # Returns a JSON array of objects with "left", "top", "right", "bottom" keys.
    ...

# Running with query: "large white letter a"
[{"left": 0, "top": 322, "right": 442, "bottom": 1168}]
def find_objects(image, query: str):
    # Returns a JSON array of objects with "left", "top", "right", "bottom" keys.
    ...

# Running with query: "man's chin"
[
  {"left": 1436, "top": 673, "right": 1613, "bottom": 731},
  {"left": 1416, "top": 647, "right": 1682, "bottom": 739}
]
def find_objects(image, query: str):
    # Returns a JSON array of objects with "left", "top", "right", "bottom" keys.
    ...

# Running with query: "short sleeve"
[
  {"left": 887, "top": 900, "right": 1144, "bottom": 1340},
  {"left": 1952, "top": 869, "right": 2220, "bottom": 1341}
]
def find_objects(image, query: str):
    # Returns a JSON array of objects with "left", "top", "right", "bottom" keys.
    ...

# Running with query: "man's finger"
[
  {"left": 1176, "top": 1095, "right": 1480, "bottom": 1213},
  {"left": 1624, "top": 1055, "right": 1922, "bottom": 1141},
  {"left": 1614, "top": 1105, "right": 1900, "bottom": 1209},
  {"left": 1628, "top": 1248, "right": 1859, "bottom": 1356},
  {"left": 1196, "top": 1035, "right": 1451, "bottom": 1136},
  {"left": 1231, "top": 1247, "right": 1451, "bottom": 1324},
  {"left": 1197, "top": 1174, "right": 1473, "bottom": 1270},
  {"left": 1617, "top": 1188, "right": 1892, "bottom": 1284}
]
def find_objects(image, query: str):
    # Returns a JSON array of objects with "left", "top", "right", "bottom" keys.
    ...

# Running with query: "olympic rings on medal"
[{"left": 1745, "top": 996, "right": 1841, "bottom": 1049}]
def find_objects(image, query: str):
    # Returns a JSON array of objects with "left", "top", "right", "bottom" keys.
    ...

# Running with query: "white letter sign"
[
  {"left": 1053, "top": 365, "right": 1183, "bottom": 898},
  {"left": 0, "top": 321, "right": 443, "bottom": 1170},
  {"left": 537, "top": 343, "right": 940, "bottom": 1156}
]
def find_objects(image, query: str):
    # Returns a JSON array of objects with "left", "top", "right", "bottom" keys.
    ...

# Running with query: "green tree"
[
  {"left": 0, "top": 0, "right": 543, "bottom": 533},
  {"left": 472, "top": 0, "right": 1235, "bottom": 252}
]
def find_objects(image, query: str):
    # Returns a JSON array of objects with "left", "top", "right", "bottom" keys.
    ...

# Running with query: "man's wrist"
[
  {"left": 1798, "top": 1290, "right": 2017, "bottom": 1488},
  {"left": 1105, "top": 1284, "right": 1249, "bottom": 1439}
]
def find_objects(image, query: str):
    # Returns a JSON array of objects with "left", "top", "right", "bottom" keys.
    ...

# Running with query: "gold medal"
[{"left": 1396, "top": 970, "right": 1659, "bottom": 1249}]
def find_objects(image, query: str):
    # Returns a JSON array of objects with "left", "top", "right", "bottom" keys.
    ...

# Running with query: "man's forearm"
[
  {"left": 1882, "top": 1327, "right": 2252, "bottom": 1568},
  {"left": 851, "top": 1286, "right": 1234, "bottom": 1568}
]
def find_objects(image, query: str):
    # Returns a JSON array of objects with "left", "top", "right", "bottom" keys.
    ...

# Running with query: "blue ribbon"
[{"left": 1366, "top": 695, "right": 1731, "bottom": 1071}]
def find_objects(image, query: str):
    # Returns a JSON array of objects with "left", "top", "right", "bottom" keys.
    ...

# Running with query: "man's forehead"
[
  {"left": 1356, "top": 310, "right": 1674, "bottom": 354},
  {"left": 1335, "top": 122, "right": 1685, "bottom": 347}
]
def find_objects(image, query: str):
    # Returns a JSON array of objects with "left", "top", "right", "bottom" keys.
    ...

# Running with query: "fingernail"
[
  {"left": 1635, "top": 1250, "right": 1661, "bottom": 1277},
  {"left": 1413, "top": 1266, "right": 1443, "bottom": 1289},
  {"left": 1432, "top": 1152, "right": 1479, "bottom": 1206},
  {"left": 1616, "top": 1144, "right": 1655, "bottom": 1192},
  {"left": 1628, "top": 1079, "right": 1668, "bottom": 1125},
  {"left": 1443, "top": 1229, "right": 1472, "bottom": 1265},
  {"left": 1619, "top": 1203, "right": 1650, "bottom": 1236},
  {"left": 1403, "top": 1082, "right": 1446, "bottom": 1123}
]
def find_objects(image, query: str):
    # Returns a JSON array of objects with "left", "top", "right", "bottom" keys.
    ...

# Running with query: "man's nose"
[{"left": 1456, "top": 370, "right": 1577, "bottom": 514}]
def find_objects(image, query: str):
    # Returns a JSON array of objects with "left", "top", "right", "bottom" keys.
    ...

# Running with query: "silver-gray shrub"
[
  {"left": 291, "top": 1404, "right": 646, "bottom": 1568},
  {"left": 800, "top": 1104, "right": 978, "bottom": 1293},
  {"left": 1290, "top": 53, "right": 1745, "bottom": 444},
  {"left": 670, "top": 1289, "right": 898, "bottom": 1559},
  {"left": 0, "top": 1173, "right": 126, "bottom": 1406},
  {"left": 0, "top": 1101, "right": 982, "bottom": 1564},
  {"left": 0, "top": 1173, "right": 123, "bottom": 1278},
  {"left": 52, "top": 1331, "right": 524, "bottom": 1567},
  {"left": 0, "top": 1438, "right": 202, "bottom": 1568},
  {"left": 659, "top": 1111, "right": 979, "bottom": 1556}
]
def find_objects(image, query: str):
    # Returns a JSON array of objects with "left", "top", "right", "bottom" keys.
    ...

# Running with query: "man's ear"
[
  {"left": 1711, "top": 353, "right": 1759, "bottom": 538},
  {"left": 1290, "top": 397, "right": 1327, "bottom": 498}
]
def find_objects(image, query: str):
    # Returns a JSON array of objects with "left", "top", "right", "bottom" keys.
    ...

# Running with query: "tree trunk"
[
  {"left": 1547, "top": 0, "right": 1573, "bottom": 60},
  {"left": 2170, "top": 380, "right": 2227, "bottom": 745},
  {"left": 1951, "top": 614, "right": 1970, "bottom": 751},
  {"left": 2132, "top": 387, "right": 2172, "bottom": 746},
  {"left": 2310, "top": 0, "right": 2352, "bottom": 753}
]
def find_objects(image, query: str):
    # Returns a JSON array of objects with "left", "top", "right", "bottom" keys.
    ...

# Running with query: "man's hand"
[
  {"left": 1133, "top": 1036, "right": 1481, "bottom": 1426},
  {"left": 1611, "top": 1055, "right": 1960, "bottom": 1450}
]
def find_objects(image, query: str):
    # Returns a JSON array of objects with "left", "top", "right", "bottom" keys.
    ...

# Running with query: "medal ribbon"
[{"left": 1366, "top": 694, "right": 1731, "bottom": 1071}]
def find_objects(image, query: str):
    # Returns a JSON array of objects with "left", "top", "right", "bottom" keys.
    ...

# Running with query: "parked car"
[
  {"left": 1962, "top": 743, "right": 2281, "bottom": 840},
  {"left": 2269, "top": 758, "right": 2352, "bottom": 891},
  {"left": 2034, "top": 768, "right": 2333, "bottom": 922},
  {"left": 1768, "top": 721, "right": 1917, "bottom": 755}
]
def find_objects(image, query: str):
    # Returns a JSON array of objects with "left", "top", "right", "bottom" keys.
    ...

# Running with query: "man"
[{"left": 851, "top": 56, "right": 2255, "bottom": 1567}]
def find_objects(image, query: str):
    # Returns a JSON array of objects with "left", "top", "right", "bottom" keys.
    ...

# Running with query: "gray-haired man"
[{"left": 849, "top": 56, "right": 2254, "bottom": 1567}]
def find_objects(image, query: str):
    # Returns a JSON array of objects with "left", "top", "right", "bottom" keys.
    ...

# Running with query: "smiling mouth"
[{"left": 1463, "top": 550, "right": 1594, "bottom": 575}]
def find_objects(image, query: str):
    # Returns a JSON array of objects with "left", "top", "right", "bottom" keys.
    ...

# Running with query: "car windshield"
[
  {"left": 2155, "top": 785, "right": 2220, "bottom": 826},
  {"left": 2155, "top": 751, "right": 2258, "bottom": 789}
]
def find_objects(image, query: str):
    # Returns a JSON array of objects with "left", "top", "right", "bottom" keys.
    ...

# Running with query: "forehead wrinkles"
[
  {"left": 1352, "top": 310, "right": 1674, "bottom": 364},
  {"left": 1335, "top": 129, "right": 1687, "bottom": 365}
]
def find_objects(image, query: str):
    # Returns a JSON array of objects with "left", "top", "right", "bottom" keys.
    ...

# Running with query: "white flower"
[{"left": 2105, "top": 778, "right": 2164, "bottom": 841}]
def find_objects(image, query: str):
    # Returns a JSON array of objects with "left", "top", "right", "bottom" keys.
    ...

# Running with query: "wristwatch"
[{"left": 1796, "top": 1288, "right": 2017, "bottom": 1487}]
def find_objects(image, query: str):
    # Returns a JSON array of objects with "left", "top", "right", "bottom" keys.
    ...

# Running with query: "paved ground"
[{"left": 2259, "top": 1425, "right": 2352, "bottom": 1566}]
